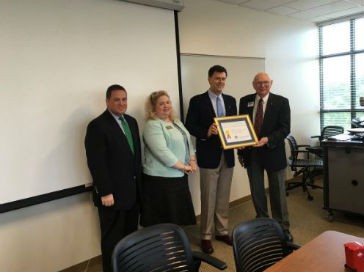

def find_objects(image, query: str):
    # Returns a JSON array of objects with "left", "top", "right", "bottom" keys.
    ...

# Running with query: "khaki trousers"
[{"left": 199, "top": 154, "right": 234, "bottom": 240}]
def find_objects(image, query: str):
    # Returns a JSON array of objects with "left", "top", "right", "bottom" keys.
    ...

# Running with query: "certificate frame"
[{"left": 214, "top": 115, "right": 258, "bottom": 149}]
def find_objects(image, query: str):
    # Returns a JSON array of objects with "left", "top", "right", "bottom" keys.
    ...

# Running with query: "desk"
[
  {"left": 306, "top": 146, "right": 323, "bottom": 157},
  {"left": 322, "top": 140, "right": 364, "bottom": 218},
  {"left": 264, "top": 230, "right": 364, "bottom": 272}
]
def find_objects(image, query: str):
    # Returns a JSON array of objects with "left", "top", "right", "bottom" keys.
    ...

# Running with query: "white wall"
[
  {"left": 0, "top": 0, "right": 320, "bottom": 271},
  {"left": 0, "top": 195, "right": 100, "bottom": 271},
  {"left": 179, "top": 0, "right": 320, "bottom": 213}
]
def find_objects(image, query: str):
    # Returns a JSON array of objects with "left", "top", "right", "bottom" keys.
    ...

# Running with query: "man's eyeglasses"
[{"left": 255, "top": 81, "right": 271, "bottom": 86}]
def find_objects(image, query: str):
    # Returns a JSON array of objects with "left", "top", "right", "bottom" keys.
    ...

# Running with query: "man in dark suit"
[
  {"left": 185, "top": 65, "right": 237, "bottom": 254},
  {"left": 85, "top": 84, "right": 142, "bottom": 272},
  {"left": 238, "top": 72, "right": 292, "bottom": 241}
]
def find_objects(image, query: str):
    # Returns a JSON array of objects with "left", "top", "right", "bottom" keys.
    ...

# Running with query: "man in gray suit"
[{"left": 238, "top": 72, "right": 292, "bottom": 241}]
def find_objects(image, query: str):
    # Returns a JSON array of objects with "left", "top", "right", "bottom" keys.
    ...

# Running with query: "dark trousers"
[
  {"left": 246, "top": 150, "right": 290, "bottom": 229},
  {"left": 97, "top": 203, "right": 139, "bottom": 272}
]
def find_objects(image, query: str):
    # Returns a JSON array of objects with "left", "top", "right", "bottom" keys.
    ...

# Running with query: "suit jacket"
[
  {"left": 143, "top": 118, "right": 195, "bottom": 178},
  {"left": 185, "top": 91, "right": 237, "bottom": 168},
  {"left": 85, "top": 110, "right": 142, "bottom": 210},
  {"left": 238, "top": 93, "right": 290, "bottom": 172}
]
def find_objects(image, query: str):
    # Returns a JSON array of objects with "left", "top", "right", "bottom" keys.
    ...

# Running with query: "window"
[{"left": 319, "top": 16, "right": 364, "bottom": 130}]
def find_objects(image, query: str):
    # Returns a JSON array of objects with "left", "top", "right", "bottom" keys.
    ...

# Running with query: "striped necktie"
[
  {"left": 216, "top": 96, "right": 224, "bottom": 117},
  {"left": 254, "top": 98, "right": 263, "bottom": 137}
]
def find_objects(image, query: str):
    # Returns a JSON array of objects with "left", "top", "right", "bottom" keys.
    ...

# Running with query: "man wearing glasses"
[{"left": 238, "top": 72, "right": 293, "bottom": 242}]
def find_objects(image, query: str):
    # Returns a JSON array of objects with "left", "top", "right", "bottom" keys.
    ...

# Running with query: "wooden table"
[{"left": 264, "top": 230, "right": 364, "bottom": 272}]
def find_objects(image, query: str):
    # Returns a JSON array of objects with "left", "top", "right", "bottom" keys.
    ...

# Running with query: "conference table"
[{"left": 264, "top": 230, "right": 364, "bottom": 272}]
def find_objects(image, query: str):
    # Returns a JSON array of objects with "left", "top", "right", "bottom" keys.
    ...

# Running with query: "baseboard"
[
  {"left": 194, "top": 194, "right": 252, "bottom": 223},
  {"left": 230, "top": 194, "right": 253, "bottom": 207}
]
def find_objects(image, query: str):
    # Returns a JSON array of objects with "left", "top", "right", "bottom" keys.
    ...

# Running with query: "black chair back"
[
  {"left": 112, "top": 223, "right": 195, "bottom": 272},
  {"left": 232, "top": 218, "right": 296, "bottom": 272},
  {"left": 286, "top": 135, "right": 300, "bottom": 171},
  {"left": 321, "top": 125, "right": 344, "bottom": 140}
]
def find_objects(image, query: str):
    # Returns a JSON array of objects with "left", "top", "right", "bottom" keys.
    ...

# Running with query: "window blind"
[{"left": 319, "top": 16, "right": 364, "bottom": 129}]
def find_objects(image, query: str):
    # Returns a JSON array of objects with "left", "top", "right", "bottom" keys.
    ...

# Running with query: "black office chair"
[
  {"left": 111, "top": 223, "right": 227, "bottom": 272},
  {"left": 310, "top": 126, "right": 344, "bottom": 157},
  {"left": 311, "top": 125, "right": 344, "bottom": 142},
  {"left": 232, "top": 218, "right": 300, "bottom": 272},
  {"left": 286, "top": 135, "right": 323, "bottom": 200}
]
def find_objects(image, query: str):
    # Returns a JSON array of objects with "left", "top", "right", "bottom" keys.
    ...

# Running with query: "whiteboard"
[
  {"left": 0, "top": 0, "right": 179, "bottom": 205},
  {"left": 181, "top": 54, "right": 265, "bottom": 117}
]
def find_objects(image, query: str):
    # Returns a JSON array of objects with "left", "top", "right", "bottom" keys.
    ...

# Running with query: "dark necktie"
[
  {"left": 254, "top": 98, "right": 263, "bottom": 137},
  {"left": 119, "top": 116, "right": 134, "bottom": 154},
  {"left": 216, "top": 96, "right": 224, "bottom": 117}
]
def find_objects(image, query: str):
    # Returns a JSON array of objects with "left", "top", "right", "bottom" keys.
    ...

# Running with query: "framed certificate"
[{"left": 214, "top": 115, "right": 258, "bottom": 149}]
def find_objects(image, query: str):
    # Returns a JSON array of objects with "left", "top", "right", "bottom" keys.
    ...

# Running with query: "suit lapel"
[
  {"left": 245, "top": 95, "right": 255, "bottom": 119},
  {"left": 263, "top": 94, "right": 275, "bottom": 125},
  {"left": 222, "top": 94, "right": 231, "bottom": 116},
  {"left": 105, "top": 111, "right": 134, "bottom": 155},
  {"left": 203, "top": 91, "right": 216, "bottom": 117}
]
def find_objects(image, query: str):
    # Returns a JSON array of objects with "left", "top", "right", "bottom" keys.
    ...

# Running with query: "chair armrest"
[
  {"left": 297, "top": 144, "right": 310, "bottom": 148},
  {"left": 293, "top": 150, "right": 310, "bottom": 158},
  {"left": 310, "top": 135, "right": 320, "bottom": 139},
  {"left": 287, "top": 242, "right": 300, "bottom": 250},
  {"left": 192, "top": 251, "right": 227, "bottom": 270},
  {"left": 306, "top": 146, "right": 323, "bottom": 157},
  {"left": 286, "top": 242, "right": 301, "bottom": 255},
  {"left": 293, "top": 150, "right": 309, "bottom": 154}
]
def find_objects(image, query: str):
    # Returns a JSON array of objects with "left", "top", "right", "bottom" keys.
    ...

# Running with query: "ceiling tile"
[
  {"left": 285, "top": 0, "right": 337, "bottom": 10},
  {"left": 268, "top": 6, "right": 299, "bottom": 15},
  {"left": 346, "top": 0, "right": 364, "bottom": 5},
  {"left": 212, "top": 0, "right": 364, "bottom": 22},
  {"left": 290, "top": 1, "right": 358, "bottom": 19},
  {"left": 311, "top": 6, "right": 364, "bottom": 22}
]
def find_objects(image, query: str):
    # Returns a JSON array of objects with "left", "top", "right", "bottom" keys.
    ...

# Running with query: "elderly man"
[{"left": 238, "top": 72, "right": 292, "bottom": 242}]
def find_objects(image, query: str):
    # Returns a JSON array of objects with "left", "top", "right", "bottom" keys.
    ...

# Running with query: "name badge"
[{"left": 248, "top": 102, "right": 254, "bottom": 108}]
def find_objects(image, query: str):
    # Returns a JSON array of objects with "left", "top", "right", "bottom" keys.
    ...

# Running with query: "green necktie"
[{"left": 119, "top": 116, "right": 134, "bottom": 154}]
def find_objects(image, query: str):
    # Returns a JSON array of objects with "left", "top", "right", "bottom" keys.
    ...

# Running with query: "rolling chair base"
[{"left": 286, "top": 170, "right": 323, "bottom": 201}]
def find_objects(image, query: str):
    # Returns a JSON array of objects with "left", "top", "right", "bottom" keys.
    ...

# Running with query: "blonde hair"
[{"left": 145, "top": 90, "right": 175, "bottom": 120}]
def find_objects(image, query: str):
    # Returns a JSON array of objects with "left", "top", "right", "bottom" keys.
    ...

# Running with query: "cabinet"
[{"left": 322, "top": 140, "right": 364, "bottom": 219}]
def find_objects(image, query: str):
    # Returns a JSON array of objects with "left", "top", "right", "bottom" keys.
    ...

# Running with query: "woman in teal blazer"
[{"left": 141, "top": 90, "right": 196, "bottom": 226}]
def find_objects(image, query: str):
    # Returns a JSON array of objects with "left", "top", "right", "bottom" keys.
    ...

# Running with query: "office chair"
[
  {"left": 111, "top": 223, "right": 227, "bottom": 272},
  {"left": 286, "top": 135, "right": 323, "bottom": 200},
  {"left": 232, "top": 218, "right": 300, "bottom": 272},
  {"left": 312, "top": 125, "right": 344, "bottom": 142},
  {"left": 310, "top": 126, "right": 344, "bottom": 157}
]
